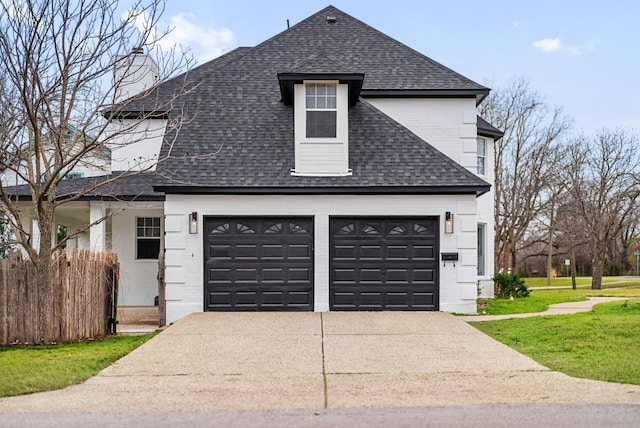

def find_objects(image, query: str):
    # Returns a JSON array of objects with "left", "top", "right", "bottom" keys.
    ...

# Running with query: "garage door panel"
[
  {"left": 262, "top": 245, "right": 285, "bottom": 259},
  {"left": 288, "top": 291, "right": 312, "bottom": 306},
  {"left": 360, "top": 292, "right": 384, "bottom": 309},
  {"left": 334, "top": 268, "right": 356, "bottom": 283},
  {"left": 413, "top": 292, "right": 436, "bottom": 308},
  {"left": 289, "top": 268, "right": 312, "bottom": 281},
  {"left": 360, "top": 245, "right": 383, "bottom": 260},
  {"left": 289, "top": 244, "right": 312, "bottom": 259},
  {"left": 334, "top": 245, "right": 356, "bottom": 260},
  {"left": 261, "top": 291, "right": 284, "bottom": 305},
  {"left": 386, "top": 245, "right": 409, "bottom": 259},
  {"left": 236, "top": 292, "right": 258, "bottom": 305},
  {"left": 204, "top": 217, "right": 314, "bottom": 311},
  {"left": 361, "top": 269, "right": 383, "bottom": 282},
  {"left": 209, "top": 245, "right": 232, "bottom": 260},
  {"left": 386, "top": 268, "right": 410, "bottom": 282},
  {"left": 330, "top": 217, "right": 439, "bottom": 311},
  {"left": 414, "top": 269, "right": 435, "bottom": 282},
  {"left": 413, "top": 245, "right": 435, "bottom": 260},
  {"left": 236, "top": 245, "right": 258, "bottom": 259}
]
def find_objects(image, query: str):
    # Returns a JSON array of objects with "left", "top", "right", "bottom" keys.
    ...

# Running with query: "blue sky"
[{"left": 151, "top": 1, "right": 639, "bottom": 135}]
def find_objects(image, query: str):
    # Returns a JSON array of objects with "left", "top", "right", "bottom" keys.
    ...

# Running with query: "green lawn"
[
  {"left": 471, "top": 300, "right": 640, "bottom": 385},
  {"left": 524, "top": 276, "right": 640, "bottom": 288},
  {"left": 0, "top": 333, "right": 157, "bottom": 397},
  {"left": 478, "top": 282, "right": 640, "bottom": 316}
]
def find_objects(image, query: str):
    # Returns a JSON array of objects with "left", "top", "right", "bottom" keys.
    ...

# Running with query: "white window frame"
[
  {"left": 477, "top": 137, "right": 486, "bottom": 176},
  {"left": 136, "top": 217, "right": 161, "bottom": 260},
  {"left": 305, "top": 82, "right": 338, "bottom": 138},
  {"left": 477, "top": 223, "right": 486, "bottom": 276}
]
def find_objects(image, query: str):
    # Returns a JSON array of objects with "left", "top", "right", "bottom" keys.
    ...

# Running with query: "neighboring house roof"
[
  {"left": 5, "top": 172, "right": 164, "bottom": 201},
  {"left": 477, "top": 116, "right": 504, "bottom": 140},
  {"left": 151, "top": 5, "right": 490, "bottom": 195}
]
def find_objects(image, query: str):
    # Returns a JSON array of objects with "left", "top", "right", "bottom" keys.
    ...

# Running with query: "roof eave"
[
  {"left": 478, "top": 129, "right": 504, "bottom": 140},
  {"left": 278, "top": 72, "right": 365, "bottom": 106},
  {"left": 361, "top": 88, "right": 490, "bottom": 105},
  {"left": 101, "top": 109, "right": 169, "bottom": 121},
  {"left": 153, "top": 184, "right": 490, "bottom": 196},
  {"left": 7, "top": 194, "right": 165, "bottom": 202}
]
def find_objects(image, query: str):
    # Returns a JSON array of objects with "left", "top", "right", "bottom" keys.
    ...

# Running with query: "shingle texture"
[
  {"left": 151, "top": 5, "right": 490, "bottom": 193},
  {"left": 6, "top": 172, "right": 164, "bottom": 200},
  {"left": 477, "top": 116, "right": 504, "bottom": 139}
]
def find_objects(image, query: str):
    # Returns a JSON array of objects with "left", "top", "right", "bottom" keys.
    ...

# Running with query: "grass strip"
[
  {"left": 477, "top": 287, "right": 640, "bottom": 315},
  {"left": 471, "top": 300, "right": 640, "bottom": 385},
  {"left": 0, "top": 333, "right": 158, "bottom": 397}
]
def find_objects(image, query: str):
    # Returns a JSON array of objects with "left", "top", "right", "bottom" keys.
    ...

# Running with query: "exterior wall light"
[
  {"left": 444, "top": 211, "right": 454, "bottom": 234},
  {"left": 189, "top": 212, "right": 198, "bottom": 234}
]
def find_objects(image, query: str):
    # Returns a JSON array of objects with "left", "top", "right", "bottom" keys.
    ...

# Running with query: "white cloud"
[
  {"left": 161, "top": 13, "right": 234, "bottom": 63},
  {"left": 511, "top": 20, "right": 520, "bottom": 28},
  {"left": 531, "top": 36, "right": 600, "bottom": 56},
  {"left": 532, "top": 37, "right": 562, "bottom": 52},
  {"left": 127, "top": 10, "right": 235, "bottom": 64}
]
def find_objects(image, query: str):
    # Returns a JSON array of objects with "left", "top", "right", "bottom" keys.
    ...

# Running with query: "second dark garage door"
[
  {"left": 330, "top": 217, "right": 439, "bottom": 310},
  {"left": 204, "top": 217, "right": 314, "bottom": 311}
]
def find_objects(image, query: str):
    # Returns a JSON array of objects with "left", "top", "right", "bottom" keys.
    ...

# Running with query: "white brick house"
[{"left": 8, "top": 6, "right": 501, "bottom": 325}]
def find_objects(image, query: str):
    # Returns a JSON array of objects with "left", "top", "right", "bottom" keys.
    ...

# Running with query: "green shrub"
[{"left": 493, "top": 272, "right": 530, "bottom": 298}]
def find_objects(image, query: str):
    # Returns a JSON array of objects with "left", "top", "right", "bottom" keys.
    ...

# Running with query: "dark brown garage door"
[
  {"left": 204, "top": 217, "right": 313, "bottom": 311},
  {"left": 330, "top": 217, "right": 439, "bottom": 310}
]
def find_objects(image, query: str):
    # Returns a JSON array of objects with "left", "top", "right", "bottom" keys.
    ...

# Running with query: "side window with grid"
[
  {"left": 306, "top": 83, "right": 337, "bottom": 138},
  {"left": 136, "top": 217, "right": 161, "bottom": 259}
]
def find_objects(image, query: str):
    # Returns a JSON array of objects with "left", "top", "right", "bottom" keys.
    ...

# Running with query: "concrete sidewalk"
[
  {"left": 461, "top": 296, "right": 628, "bottom": 322},
  {"left": 1, "top": 312, "right": 639, "bottom": 413}
]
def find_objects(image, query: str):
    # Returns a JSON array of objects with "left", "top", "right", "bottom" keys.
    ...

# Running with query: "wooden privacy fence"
[{"left": 0, "top": 250, "right": 119, "bottom": 345}]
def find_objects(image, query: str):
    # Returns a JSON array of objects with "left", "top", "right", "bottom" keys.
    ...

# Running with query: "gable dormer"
[{"left": 278, "top": 53, "right": 363, "bottom": 176}]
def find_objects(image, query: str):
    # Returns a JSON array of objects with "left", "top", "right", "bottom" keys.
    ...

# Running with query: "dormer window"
[
  {"left": 306, "top": 83, "right": 337, "bottom": 138},
  {"left": 277, "top": 66, "right": 364, "bottom": 176}
]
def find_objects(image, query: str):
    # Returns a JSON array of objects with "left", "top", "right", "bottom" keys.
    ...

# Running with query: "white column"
[
  {"left": 89, "top": 201, "right": 106, "bottom": 251},
  {"left": 314, "top": 214, "right": 330, "bottom": 312}
]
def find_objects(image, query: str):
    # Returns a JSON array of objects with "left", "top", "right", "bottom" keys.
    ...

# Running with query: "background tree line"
[{"left": 481, "top": 77, "right": 640, "bottom": 289}]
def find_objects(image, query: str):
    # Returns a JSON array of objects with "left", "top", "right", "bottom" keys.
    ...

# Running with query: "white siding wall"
[
  {"left": 368, "top": 97, "right": 496, "bottom": 297},
  {"left": 293, "top": 82, "right": 350, "bottom": 176},
  {"left": 368, "top": 98, "right": 479, "bottom": 172},
  {"left": 110, "top": 204, "right": 164, "bottom": 306},
  {"left": 83, "top": 201, "right": 164, "bottom": 306},
  {"left": 164, "top": 193, "right": 479, "bottom": 324},
  {"left": 108, "top": 118, "right": 167, "bottom": 172},
  {"left": 476, "top": 136, "right": 495, "bottom": 297}
]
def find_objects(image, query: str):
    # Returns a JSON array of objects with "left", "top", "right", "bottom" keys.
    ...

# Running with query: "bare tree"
[
  {"left": 480, "top": 77, "right": 571, "bottom": 272},
  {"left": 561, "top": 129, "right": 640, "bottom": 289},
  {"left": 0, "top": 0, "right": 193, "bottom": 342}
]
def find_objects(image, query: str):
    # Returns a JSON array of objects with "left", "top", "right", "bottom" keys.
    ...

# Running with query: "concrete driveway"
[{"left": 1, "top": 312, "right": 640, "bottom": 412}]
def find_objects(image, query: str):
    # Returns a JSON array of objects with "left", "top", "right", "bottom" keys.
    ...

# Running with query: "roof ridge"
[
  {"left": 358, "top": 99, "right": 489, "bottom": 186},
  {"left": 248, "top": 5, "right": 339, "bottom": 52},
  {"left": 332, "top": 8, "right": 487, "bottom": 92}
]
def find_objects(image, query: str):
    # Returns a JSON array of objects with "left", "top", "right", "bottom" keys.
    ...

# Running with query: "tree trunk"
[
  {"left": 547, "top": 223, "right": 553, "bottom": 286},
  {"left": 591, "top": 256, "right": 604, "bottom": 290},
  {"left": 570, "top": 245, "right": 577, "bottom": 290},
  {"left": 36, "top": 225, "right": 56, "bottom": 343}
]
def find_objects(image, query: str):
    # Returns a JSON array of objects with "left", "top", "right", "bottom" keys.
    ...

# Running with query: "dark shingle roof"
[
  {"left": 154, "top": 99, "right": 489, "bottom": 194},
  {"left": 477, "top": 116, "right": 504, "bottom": 140},
  {"left": 101, "top": 5, "right": 491, "bottom": 196},
  {"left": 6, "top": 172, "right": 164, "bottom": 201}
]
